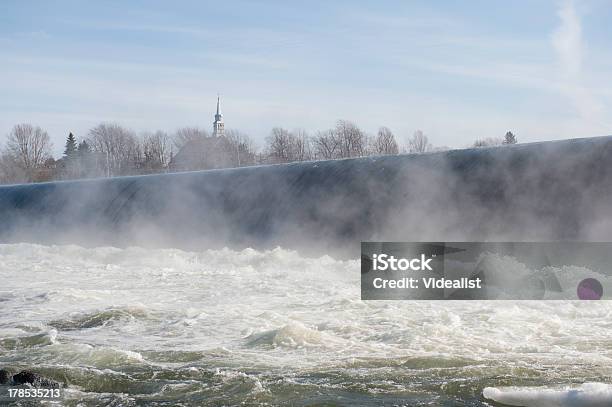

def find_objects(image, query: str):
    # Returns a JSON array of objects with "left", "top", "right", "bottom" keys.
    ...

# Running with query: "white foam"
[{"left": 1, "top": 243, "right": 612, "bottom": 373}]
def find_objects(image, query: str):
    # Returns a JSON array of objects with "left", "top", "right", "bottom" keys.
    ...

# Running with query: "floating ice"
[{"left": 483, "top": 383, "right": 612, "bottom": 407}]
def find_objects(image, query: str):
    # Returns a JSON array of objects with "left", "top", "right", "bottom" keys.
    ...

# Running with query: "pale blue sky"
[{"left": 1, "top": 0, "right": 611, "bottom": 155}]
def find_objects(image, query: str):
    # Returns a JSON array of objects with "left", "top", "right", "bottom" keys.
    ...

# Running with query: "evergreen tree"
[
  {"left": 73, "top": 141, "right": 93, "bottom": 178},
  {"left": 64, "top": 132, "right": 78, "bottom": 158},
  {"left": 503, "top": 131, "right": 517, "bottom": 145},
  {"left": 78, "top": 140, "right": 90, "bottom": 153}
]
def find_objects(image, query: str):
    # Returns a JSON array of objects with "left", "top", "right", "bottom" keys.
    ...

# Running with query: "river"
[{"left": 1, "top": 243, "right": 612, "bottom": 406}]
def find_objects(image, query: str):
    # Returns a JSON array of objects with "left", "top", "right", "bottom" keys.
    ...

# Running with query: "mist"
[{"left": 1, "top": 136, "right": 612, "bottom": 257}]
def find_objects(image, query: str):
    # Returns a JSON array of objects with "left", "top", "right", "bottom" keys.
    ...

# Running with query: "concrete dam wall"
[{"left": 1, "top": 136, "right": 612, "bottom": 255}]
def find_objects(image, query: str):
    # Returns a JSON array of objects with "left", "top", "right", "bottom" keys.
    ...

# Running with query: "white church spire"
[{"left": 213, "top": 94, "right": 224, "bottom": 137}]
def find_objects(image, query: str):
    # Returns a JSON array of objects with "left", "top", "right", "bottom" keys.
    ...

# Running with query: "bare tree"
[
  {"left": 142, "top": 131, "right": 171, "bottom": 171},
  {"left": 173, "top": 127, "right": 209, "bottom": 150},
  {"left": 225, "top": 129, "right": 256, "bottom": 167},
  {"left": 473, "top": 137, "right": 503, "bottom": 148},
  {"left": 292, "top": 129, "right": 312, "bottom": 162},
  {"left": 312, "top": 120, "right": 367, "bottom": 160},
  {"left": 312, "top": 129, "right": 340, "bottom": 160},
  {"left": 0, "top": 150, "right": 28, "bottom": 184},
  {"left": 264, "top": 127, "right": 314, "bottom": 164},
  {"left": 372, "top": 126, "right": 399, "bottom": 155},
  {"left": 335, "top": 120, "right": 367, "bottom": 158},
  {"left": 87, "top": 123, "right": 139, "bottom": 176},
  {"left": 266, "top": 127, "right": 294, "bottom": 163},
  {"left": 6, "top": 124, "right": 52, "bottom": 180},
  {"left": 407, "top": 130, "right": 432, "bottom": 153}
]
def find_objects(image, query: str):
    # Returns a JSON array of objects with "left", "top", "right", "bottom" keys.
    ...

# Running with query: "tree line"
[{"left": 0, "top": 121, "right": 517, "bottom": 184}]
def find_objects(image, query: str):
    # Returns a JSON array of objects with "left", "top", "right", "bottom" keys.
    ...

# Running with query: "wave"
[
  {"left": 245, "top": 322, "right": 349, "bottom": 349},
  {"left": 42, "top": 343, "right": 146, "bottom": 369},
  {"left": 0, "top": 330, "right": 57, "bottom": 350},
  {"left": 49, "top": 306, "right": 151, "bottom": 331}
]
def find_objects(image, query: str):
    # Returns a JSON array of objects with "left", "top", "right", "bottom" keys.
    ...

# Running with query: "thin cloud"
[
  {"left": 552, "top": 0, "right": 582, "bottom": 76},
  {"left": 552, "top": 0, "right": 606, "bottom": 127}
]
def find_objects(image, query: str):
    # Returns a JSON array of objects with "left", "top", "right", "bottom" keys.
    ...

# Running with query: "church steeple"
[{"left": 213, "top": 94, "right": 224, "bottom": 137}]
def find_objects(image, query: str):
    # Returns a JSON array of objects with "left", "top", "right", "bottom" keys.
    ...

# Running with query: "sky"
[{"left": 1, "top": 0, "right": 611, "bottom": 156}]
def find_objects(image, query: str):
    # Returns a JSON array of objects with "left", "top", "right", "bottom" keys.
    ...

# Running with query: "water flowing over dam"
[
  {"left": 1, "top": 136, "right": 612, "bottom": 254},
  {"left": 2, "top": 137, "right": 612, "bottom": 406}
]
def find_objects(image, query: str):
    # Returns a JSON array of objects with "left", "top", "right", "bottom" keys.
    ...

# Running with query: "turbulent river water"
[{"left": 1, "top": 243, "right": 612, "bottom": 406}]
